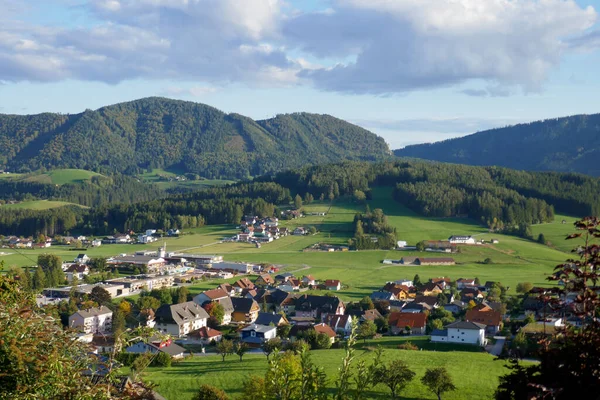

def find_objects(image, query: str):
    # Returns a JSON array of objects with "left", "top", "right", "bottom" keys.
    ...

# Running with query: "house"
[
  {"left": 457, "top": 278, "right": 477, "bottom": 289},
  {"left": 370, "top": 291, "right": 397, "bottom": 302},
  {"left": 396, "top": 240, "right": 408, "bottom": 248},
  {"left": 193, "top": 288, "right": 234, "bottom": 324},
  {"left": 91, "top": 239, "right": 102, "bottom": 247},
  {"left": 444, "top": 300, "right": 466, "bottom": 314},
  {"left": 302, "top": 275, "right": 316, "bottom": 286},
  {"left": 231, "top": 297, "right": 260, "bottom": 324},
  {"left": 402, "top": 302, "right": 433, "bottom": 314},
  {"left": 430, "top": 277, "right": 452, "bottom": 289},
  {"left": 388, "top": 300, "right": 408, "bottom": 312},
  {"left": 115, "top": 234, "right": 131, "bottom": 243},
  {"left": 325, "top": 314, "right": 353, "bottom": 335},
  {"left": 448, "top": 235, "right": 476, "bottom": 245},
  {"left": 465, "top": 309, "right": 502, "bottom": 335},
  {"left": 234, "top": 278, "right": 255, "bottom": 292},
  {"left": 188, "top": 326, "right": 223, "bottom": 344},
  {"left": 255, "top": 273, "right": 275, "bottom": 287},
  {"left": 325, "top": 280, "right": 342, "bottom": 291},
  {"left": 461, "top": 288, "right": 484, "bottom": 302},
  {"left": 388, "top": 312, "right": 427, "bottom": 335},
  {"left": 255, "top": 312, "right": 289, "bottom": 326},
  {"left": 275, "top": 272, "right": 295, "bottom": 283},
  {"left": 348, "top": 308, "right": 383, "bottom": 323},
  {"left": 295, "top": 295, "right": 345, "bottom": 320},
  {"left": 137, "top": 234, "right": 157, "bottom": 244},
  {"left": 400, "top": 257, "right": 418, "bottom": 265},
  {"left": 74, "top": 254, "right": 90, "bottom": 264},
  {"left": 69, "top": 306, "right": 113, "bottom": 334},
  {"left": 91, "top": 335, "right": 116, "bottom": 354},
  {"left": 314, "top": 323, "right": 337, "bottom": 343},
  {"left": 431, "top": 321, "right": 486, "bottom": 346},
  {"left": 293, "top": 227, "right": 306, "bottom": 235},
  {"left": 415, "top": 257, "right": 456, "bottom": 266},
  {"left": 211, "top": 262, "right": 252, "bottom": 274},
  {"left": 421, "top": 282, "right": 443, "bottom": 297},
  {"left": 394, "top": 279, "right": 413, "bottom": 287},
  {"left": 240, "top": 324, "right": 278, "bottom": 346},
  {"left": 390, "top": 286, "right": 411, "bottom": 299},
  {"left": 126, "top": 338, "right": 185, "bottom": 359},
  {"left": 65, "top": 264, "right": 90, "bottom": 282},
  {"left": 154, "top": 301, "right": 209, "bottom": 337}
]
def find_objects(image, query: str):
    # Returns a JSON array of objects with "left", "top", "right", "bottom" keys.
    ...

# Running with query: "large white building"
[
  {"left": 448, "top": 236, "right": 476, "bottom": 244},
  {"left": 69, "top": 306, "right": 113, "bottom": 334},
  {"left": 210, "top": 262, "right": 252, "bottom": 274},
  {"left": 431, "top": 321, "right": 486, "bottom": 346},
  {"left": 154, "top": 301, "right": 209, "bottom": 337}
]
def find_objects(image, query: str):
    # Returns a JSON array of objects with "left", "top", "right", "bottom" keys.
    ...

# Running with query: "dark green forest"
[
  {"left": 1, "top": 160, "right": 599, "bottom": 237},
  {"left": 0, "top": 97, "right": 390, "bottom": 179},
  {"left": 394, "top": 113, "right": 600, "bottom": 176}
]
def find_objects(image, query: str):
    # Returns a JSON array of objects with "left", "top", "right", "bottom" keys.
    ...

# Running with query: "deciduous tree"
[{"left": 421, "top": 367, "right": 456, "bottom": 400}]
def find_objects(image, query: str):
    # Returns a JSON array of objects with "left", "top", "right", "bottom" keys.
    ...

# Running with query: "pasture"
[
  {"left": 22, "top": 169, "right": 102, "bottom": 185},
  {"left": 1, "top": 200, "right": 86, "bottom": 210},
  {"left": 142, "top": 348, "right": 516, "bottom": 400},
  {"left": 138, "top": 168, "right": 234, "bottom": 190}
]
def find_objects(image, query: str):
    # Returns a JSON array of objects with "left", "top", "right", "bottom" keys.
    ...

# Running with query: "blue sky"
[{"left": 1, "top": 0, "right": 600, "bottom": 149}]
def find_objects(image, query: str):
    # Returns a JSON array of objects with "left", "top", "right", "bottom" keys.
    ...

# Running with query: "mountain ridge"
[
  {"left": 394, "top": 113, "right": 600, "bottom": 176},
  {"left": 0, "top": 97, "right": 390, "bottom": 179}
]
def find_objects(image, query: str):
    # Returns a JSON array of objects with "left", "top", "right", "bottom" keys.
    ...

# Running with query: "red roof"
[
  {"left": 314, "top": 323, "right": 336, "bottom": 338},
  {"left": 388, "top": 312, "right": 427, "bottom": 329},
  {"left": 325, "top": 280, "right": 341, "bottom": 286},
  {"left": 466, "top": 309, "right": 501, "bottom": 327},
  {"left": 191, "top": 326, "right": 223, "bottom": 339},
  {"left": 202, "top": 288, "right": 229, "bottom": 300}
]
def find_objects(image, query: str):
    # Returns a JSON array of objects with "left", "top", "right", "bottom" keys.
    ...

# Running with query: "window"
[{"left": 251, "top": 331, "right": 256, "bottom": 337}]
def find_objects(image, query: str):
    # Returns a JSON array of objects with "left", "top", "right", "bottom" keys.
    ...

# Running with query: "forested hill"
[
  {"left": 394, "top": 114, "right": 600, "bottom": 176},
  {"left": 0, "top": 97, "right": 390, "bottom": 179}
]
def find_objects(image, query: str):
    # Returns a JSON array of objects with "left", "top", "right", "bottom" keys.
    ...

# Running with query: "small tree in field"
[
  {"left": 262, "top": 337, "right": 282, "bottom": 361},
  {"left": 422, "top": 367, "right": 456, "bottom": 400},
  {"left": 357, "top": 320, "right": 377, "bottom": 343},
  {"left": 235, "top": 341, "right": 249, "bottom": 362},
  {"left": 373, "top": 359, "right": 416, "bottom": 399},
  {"left": 216, "top": 339, "right": 233, "bottom": 362}
]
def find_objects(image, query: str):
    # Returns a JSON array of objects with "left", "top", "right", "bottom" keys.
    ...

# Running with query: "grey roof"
[
  {"left": 231, "top": 297, "right": 258, "bottom": 313},
  {"left": 255, "top": 312, "right": 286, "bottom": 326},
  {"left": 241, "top": 324, "right": 277, "bottom": 334},
  {"left": 155, "top": 301, "right": 208, "bottom": 325},
  {"left": 155, "top": 342, "right": 185, "bottom": 356},
  {"left": 219, "top": 296, "right": 234, "bottom": 314},
  {"left": 447, "top": 321, "right": 486, "bottom": 330},
  {"left": 370, "top": 291, "right": 395, "bottom": 301},
  {"left": 73, "top": 306, "right": 112, "bottom": 319}
]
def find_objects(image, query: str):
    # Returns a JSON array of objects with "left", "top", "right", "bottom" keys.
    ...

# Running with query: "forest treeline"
[
  {"left": 0, "top": 97, "right": 390, "bottom": 179},
  {"left": 1, "top": 160, "right": 599, "bottom": 237},
  {"left": 395, "top": 113, "right": 600, "bottom": 176},
  {"left": 0, "top": 175, "right": 161, "bottom": 207}
]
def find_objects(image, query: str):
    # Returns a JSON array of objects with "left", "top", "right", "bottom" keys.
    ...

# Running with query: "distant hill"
[
  {"left": 394, "top": 114, "right": 600, "bottom": 176},
  {"left": 0, "top": 97, "right": 390, "bottom": 179}
]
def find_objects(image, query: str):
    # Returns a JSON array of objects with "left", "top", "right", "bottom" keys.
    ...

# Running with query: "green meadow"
[
  {"left": 142, "top": 347, "right": 519, "bottom": 400},
  {"left": 22, "top": 168, "right": 102, "bottom": 185},
  {"left": 1, "top": 187, "right": 577, "bottom": 298},
  {"left": 138, "top": 168, "right": 234, "bottom": 190},
  {"left": 1, "top": 200, "right": 86, "bottom": 210}
]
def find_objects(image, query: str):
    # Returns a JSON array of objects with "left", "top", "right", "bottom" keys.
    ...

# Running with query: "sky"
[{"left": 1, "top": 0, "right": 600, "bottom": 149}]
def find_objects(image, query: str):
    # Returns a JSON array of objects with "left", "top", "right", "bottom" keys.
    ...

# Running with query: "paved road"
[{"left": 489, "top": 337, "right": 506, "bottom": 356}]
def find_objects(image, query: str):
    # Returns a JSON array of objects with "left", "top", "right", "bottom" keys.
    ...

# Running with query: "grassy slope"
[
  {"left": 143, "top": 348, "right": 516, "bottom": 400},
  {"left": 21, "top": 168, "right": 102, "bottom": 185},
  {"left": 531, "top": 214, "right": 584, "bottom": 253},
  {"left": 138, "top": 168, "right": 234, "bottom": 190},
  {"left": 1, "top": 200, "right": 86, "bottom": 210}
]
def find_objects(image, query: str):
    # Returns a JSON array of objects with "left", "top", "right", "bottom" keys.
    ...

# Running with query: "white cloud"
[{"left": 0, "top": 0, "right": 598, "bottom": 96}]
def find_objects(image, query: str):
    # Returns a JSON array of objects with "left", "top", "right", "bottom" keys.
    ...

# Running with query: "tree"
[
  {"left": 516, "top": 282, "right": 533, "bottom": 294},
  {"left": 416, "top": 241, "right": 426, "bottom": 252},
  {"left": 118, "top": 300, "right": 132, "bottom": 315},
  {"left": 89, "top": 257, "right": 107, "bottom": 272},
  {"left": 234, "top": 341, "right": 249, "bottom": 362},
  {"left": 294, "top": 194, "right": 303, "bottom": 209},
  {"left": 276, "top": 324, "right": 291, "bottom": 339},
  {"left": 90, "top": 286, "right": 112, "bottom": 305},
  {"left": 192, "top": 384, "right": 229, "bottom": 400},
  {"left": 373, "top": 359, "right": 416, "bottom": 399},
  {"left": 413, "top": 274, "right": 422, "bottom": 288},
  {"left": 203, "top": 302, "right": 225, "bottom": 326},
  {"left": 176, "top": 286, "right": 190, "bottom": 304},
  {"left": 112, "top": 308, "right": 126, "bottom": 336},
  {"left": 308, "top": 226, "right": 317, "bottom": 235},
  {"left": 421, "top": 367, "right": 456, "bottom": 400},
  {"left": 353, "top": 190, "right": 367, "bottom": 203},
  {"left": 314, "top": 332, "right": 332, "bottom": 350},
  {"left": 374, "top": 317, "right": 389, "bottom": 334},
  {"left": 32, "top": 267, "right": 46, "bottom": 291},
  {"left": 357, "top": 320, "right": 377, "bottom": 343},
  {"left": 216, "top": 339, "right": 234, "bottom": 362},
  {"left": 474, "top": 277, "right": 481, "bottom": 285},
  {"left": 262, "top": 337, "right": 282, "bottom": 360},
  {"left": 537, "top": 233, "right": 546, "bottom": 244},
  {"left": 299, "top": 347, "right": 328, "bottom": 400},
  {"left": 359, "top": 296, "right": 374, "bottom": 311},
  {"left": 138, "top": 295, "right": 161, "bottom": 311}
]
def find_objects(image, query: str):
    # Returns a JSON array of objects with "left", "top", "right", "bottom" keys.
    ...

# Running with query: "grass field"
[
  {"left": 138, "top": 168, "right": 234, "bottom": 190},
  {"left": 1, "top": 187, "right": 577, "bottom": 298},
  {"left": 21, "top": 169, "right": 102, "bottom": 185},
  {"left": 142, "top": 347, "right": 517, "bottom": 400},
  {"left": 531, "top": 214, "right": 584, "bottom": 253},
  {"left": 1, "top": 200, "right": 86, "bottom": 210}
]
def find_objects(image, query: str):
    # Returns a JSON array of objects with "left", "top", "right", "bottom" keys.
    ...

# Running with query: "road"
[{"left": 489, "top": 337, "right": 506, "bottom": 356}]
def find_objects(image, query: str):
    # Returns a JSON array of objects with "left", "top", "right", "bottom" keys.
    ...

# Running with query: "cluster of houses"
[
  {"left": 232, "top": 215, "right": 311, "bottom": 247},
  {"left": 382, "top": 257, "right": 456, "bottom": 266}
]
